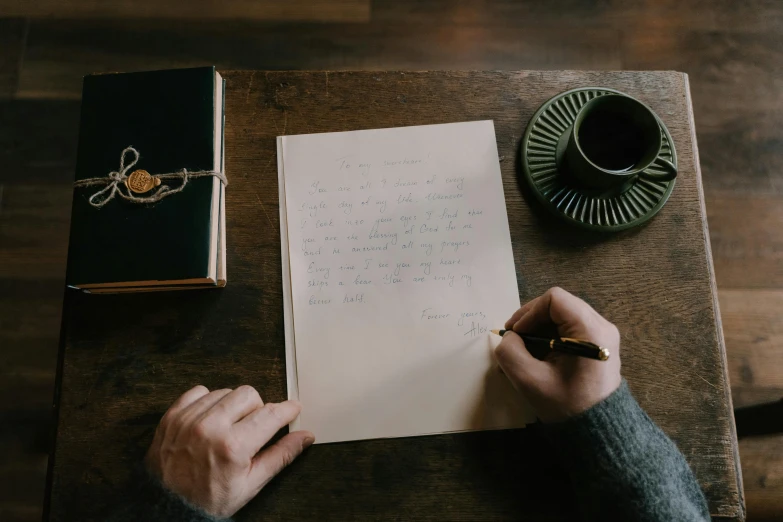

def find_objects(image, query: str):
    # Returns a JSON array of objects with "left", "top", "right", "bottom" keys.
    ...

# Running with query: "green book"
[{"left": 66, "top": 67, "right": 226, "bottom": 292}]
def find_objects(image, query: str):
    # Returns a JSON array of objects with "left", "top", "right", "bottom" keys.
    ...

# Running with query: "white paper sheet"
[{"left": 278, "top": 121, "right": 535, "bottom": 443}]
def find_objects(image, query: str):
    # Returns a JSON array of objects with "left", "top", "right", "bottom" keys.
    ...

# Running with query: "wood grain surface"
[
  {"left": 15, "top": 18, "right": 623, "bottom": 99},
  {"left": 0, "top": 96, "right": 76, "bottom": 520},
  {"left": 721, "top": 289, "right": 783, "bottom": 406},
  {"left": 1, "top": 0, "right": 370, "bottom": 22},
  {"left": 708, "top": 195, "right": 783, "bottom": 289},
  {"left": 47, "top": 70, "right": 743, "bottom": 521},
  {"left": 0, "top": 18, "right": 26, "bottom": 98}
]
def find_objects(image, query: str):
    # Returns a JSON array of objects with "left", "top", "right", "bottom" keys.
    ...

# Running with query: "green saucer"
[{"left": 521, "top": 87, "right": 677, "bottom": 232}]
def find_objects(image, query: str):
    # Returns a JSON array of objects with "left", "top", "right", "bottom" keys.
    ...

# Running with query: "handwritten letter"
[{"left": 278, "top": 121, "right": 534, "bottom": 443}]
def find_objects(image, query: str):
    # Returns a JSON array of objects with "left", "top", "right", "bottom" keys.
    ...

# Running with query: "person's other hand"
[
  {"left": 494, "top": 287, "right": 622, "bottom": 423},
  {"left": 145, "top": 385, "right": 314, "bottom": 518}
]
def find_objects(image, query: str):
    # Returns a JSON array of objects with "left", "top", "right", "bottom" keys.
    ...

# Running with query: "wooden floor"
[{"left": 1, "top": 1, "right": 782, "bottom": 520}]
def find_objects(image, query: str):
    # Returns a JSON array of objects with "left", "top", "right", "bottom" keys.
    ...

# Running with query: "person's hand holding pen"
[{"left": 494, "top": 287, "right": 622, "bottom": 423}]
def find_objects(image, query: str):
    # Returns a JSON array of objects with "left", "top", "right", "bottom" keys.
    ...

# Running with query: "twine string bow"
[{"left": 73, "top": 146, "right": 227, "bottom": 209}]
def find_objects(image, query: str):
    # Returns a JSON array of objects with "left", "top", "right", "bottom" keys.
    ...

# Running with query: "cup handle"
[{"left": 640, "top": 158, "right": 677, "bottom": 182}]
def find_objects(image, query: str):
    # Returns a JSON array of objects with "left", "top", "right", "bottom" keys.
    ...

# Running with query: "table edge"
[{"left": 684, "top": 72, "right": 746, "bottom": 521}]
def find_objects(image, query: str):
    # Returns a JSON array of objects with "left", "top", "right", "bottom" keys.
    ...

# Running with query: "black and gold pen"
[{"left": 491, "top": 330, "right": 610, "bottom": 361}]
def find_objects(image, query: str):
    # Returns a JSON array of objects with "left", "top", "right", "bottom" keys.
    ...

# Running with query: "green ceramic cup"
[{"left": 565, "top": 94, "right": 677, "bottom": 189}]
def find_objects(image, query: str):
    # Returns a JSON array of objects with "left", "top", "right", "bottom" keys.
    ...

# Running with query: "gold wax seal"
[{"left": 125, "top": 169, "right": 161, "bottom": 194}]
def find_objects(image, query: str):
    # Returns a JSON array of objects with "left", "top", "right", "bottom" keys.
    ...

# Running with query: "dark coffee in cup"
[
  {"left": 577, "top": 111, "right": 646, "bottom": 172},
  {"left": 565, "top": 94, "right": 677, "bottom": 188}
]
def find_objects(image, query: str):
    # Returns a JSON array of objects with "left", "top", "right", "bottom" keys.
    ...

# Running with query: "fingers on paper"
[
  {"left": 494, "top": 330, "right": 550, "bottom": 391},
  {"left": 233, "top": 400, "right": 304, "bottom": 456},
  {"left": 249, "top": 430, "right": 315, "bottom": 490}
]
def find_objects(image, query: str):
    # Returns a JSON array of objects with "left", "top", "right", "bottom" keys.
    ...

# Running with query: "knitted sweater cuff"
[
  {"left": 538, "top": 378, "right": 711, "bottom": 522},
  {"left": 108, "top": 466, "right": 232, "bottom": 522},
  {"left": 540, "top": 379, "right": 648, "bottom": 452}
]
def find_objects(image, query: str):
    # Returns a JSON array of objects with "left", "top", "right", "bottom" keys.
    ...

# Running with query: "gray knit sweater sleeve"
[
  {"left": 541, "top": 379, "right": 710, "bottom": 521},
  {"left": 105, "top": 467, "right": 232, "bottom": 522}
]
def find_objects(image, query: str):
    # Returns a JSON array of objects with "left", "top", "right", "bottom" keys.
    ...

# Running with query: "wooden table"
[{"left": 46, "top": 71, "right": 744, "bottom": 521}]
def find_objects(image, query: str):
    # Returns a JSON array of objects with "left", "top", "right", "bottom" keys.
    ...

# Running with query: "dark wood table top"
[{"left": 47, "top": 71, "right": 744, "bottom": 521}]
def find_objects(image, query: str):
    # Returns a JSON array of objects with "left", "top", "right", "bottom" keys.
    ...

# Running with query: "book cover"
[{"left": 66, "top": 67, "right": 221, "bottom": 287}]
